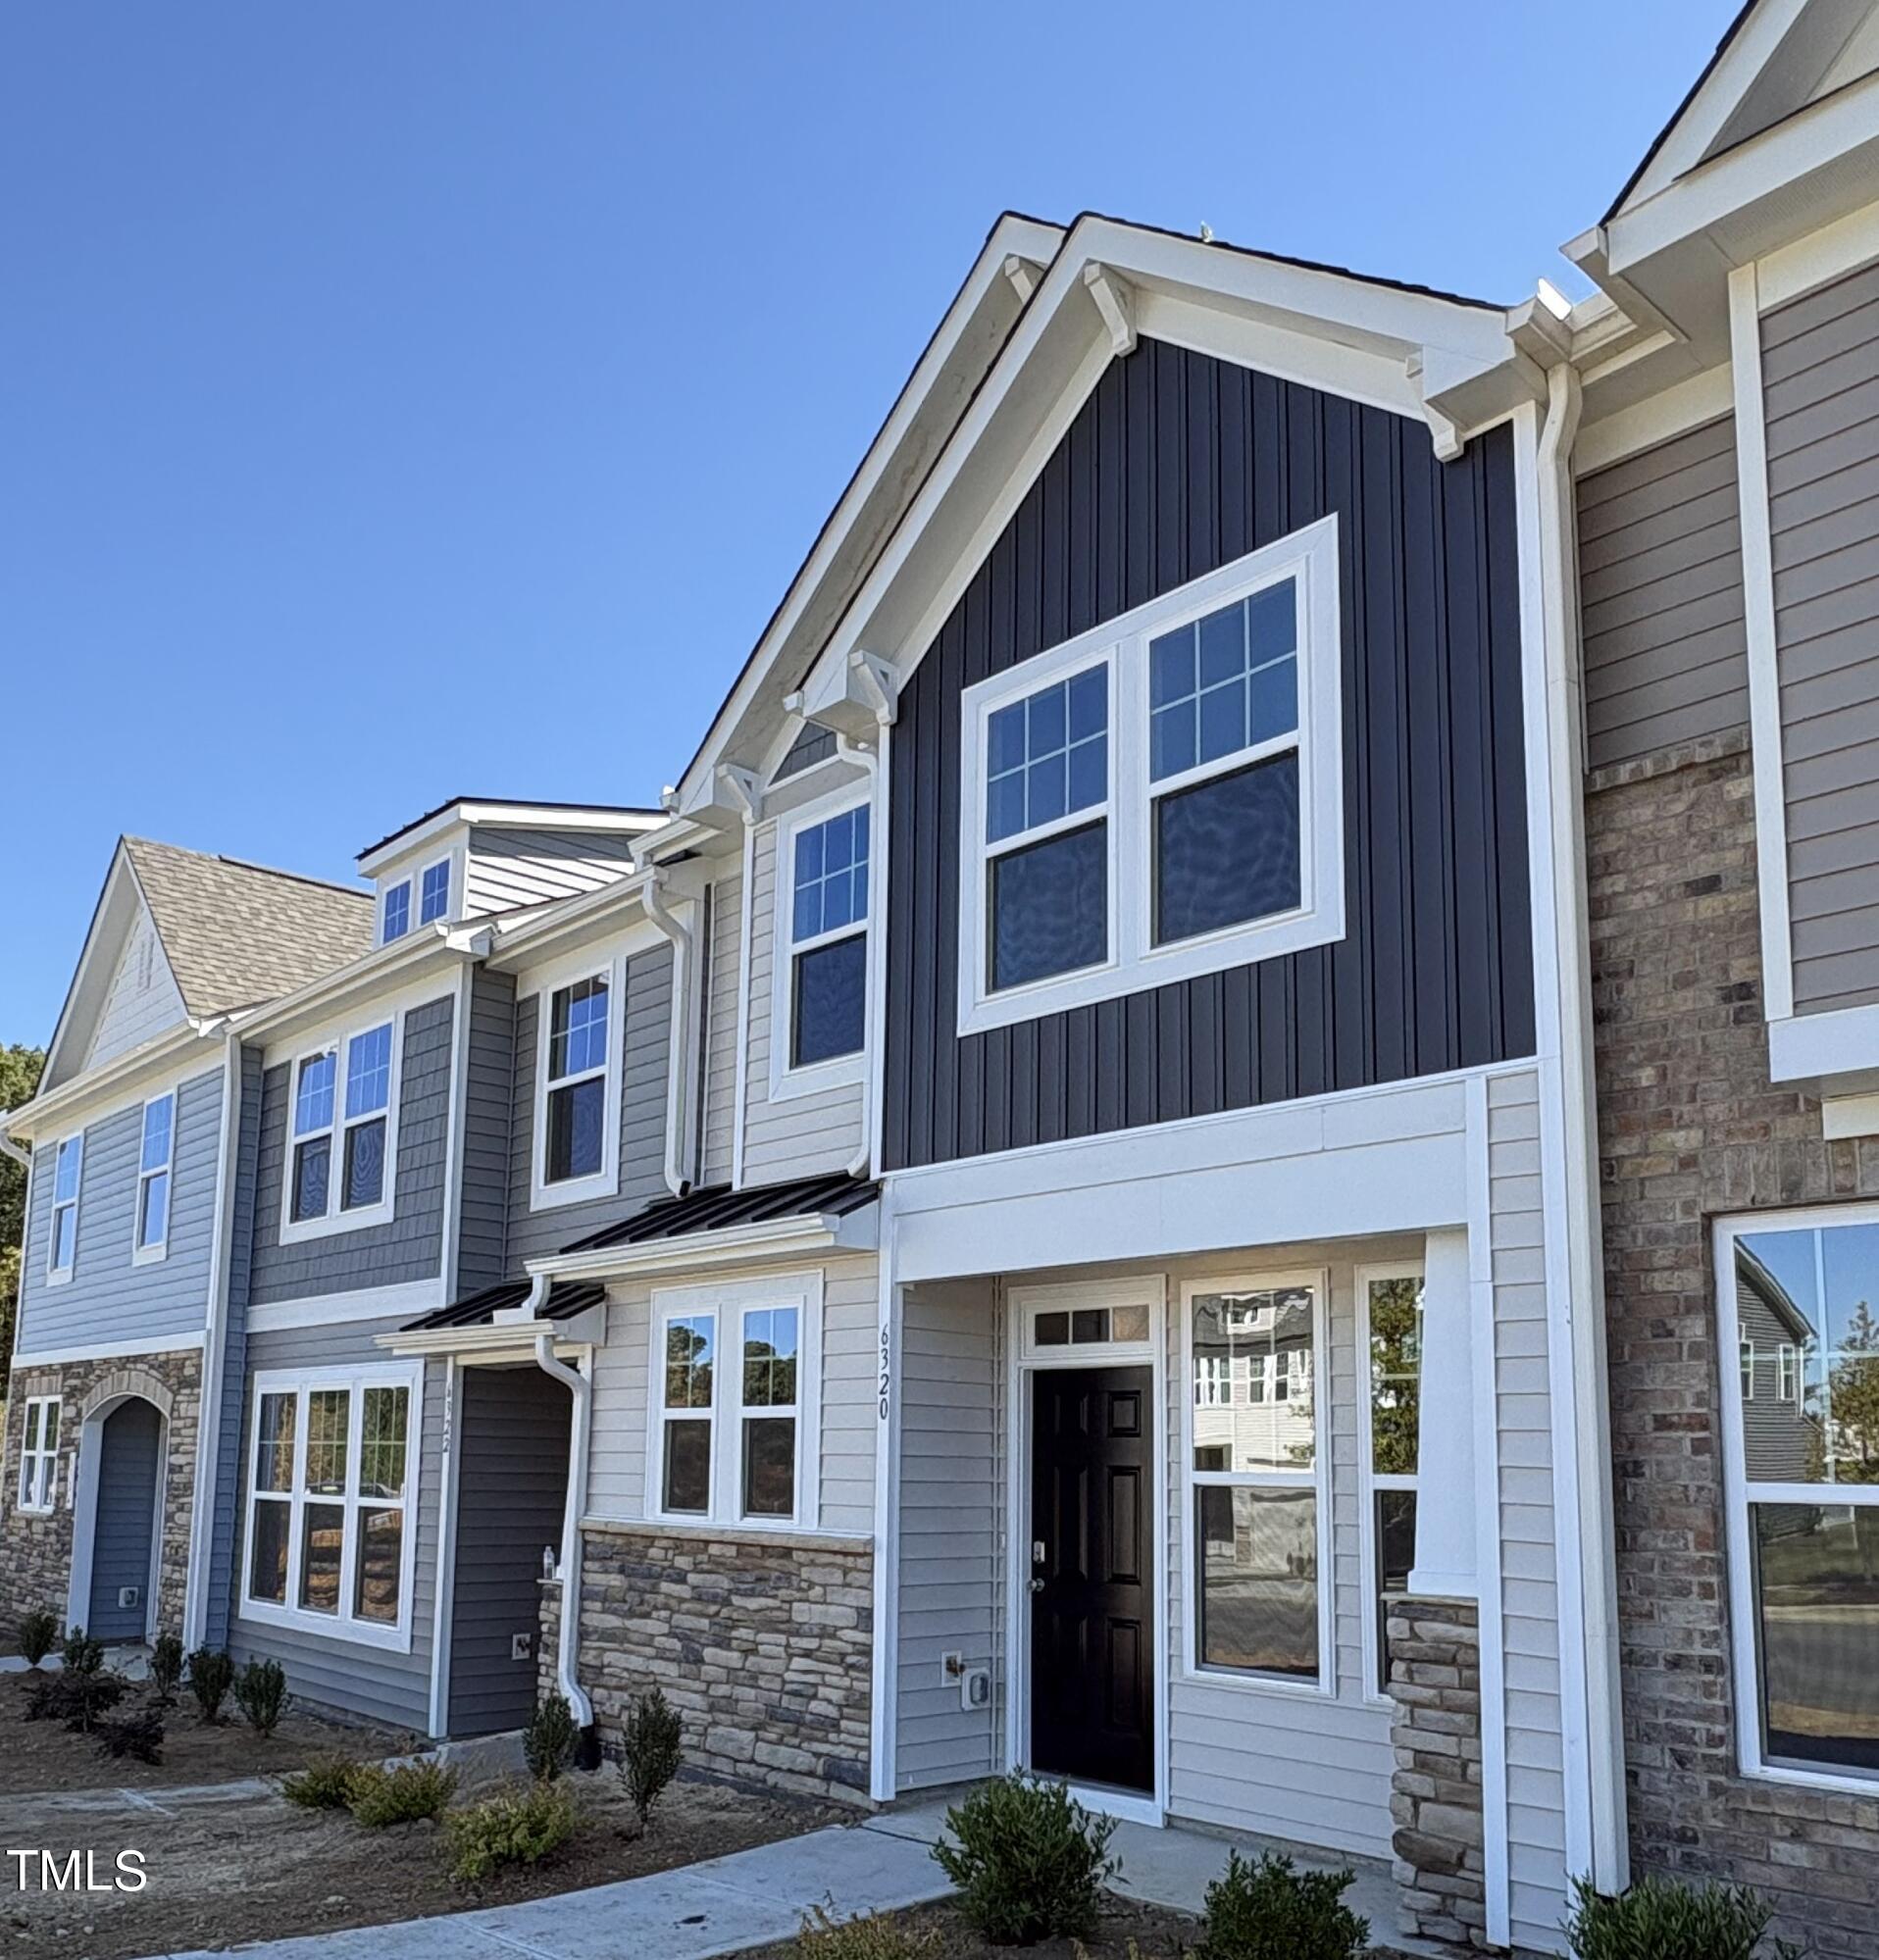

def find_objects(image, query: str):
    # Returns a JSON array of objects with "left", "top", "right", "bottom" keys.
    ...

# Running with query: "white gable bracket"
[
  {"left": 1003, "top": 254, "right": 1044, "bottom": 304},
  {"left": 1082, "top": 262, "right": 1137, "bottom": 357},
  {"left": 715, "top": 764, "right": 764, "bottom": 825}
]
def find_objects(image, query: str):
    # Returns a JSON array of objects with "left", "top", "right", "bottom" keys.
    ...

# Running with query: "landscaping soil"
[
  {"left": 0, "top": 1668, "right": 417, "bottom": 1796},
  {"left": 0, "top": 1765, "right": 841, "bottom": 1959}
]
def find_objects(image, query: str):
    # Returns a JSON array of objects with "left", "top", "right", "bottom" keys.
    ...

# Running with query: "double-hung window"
[
  {"left": 244, "top": 1367, "right": 418, "bottom": 1647},
  {"left": 1360, "top": 1268, "right": 1423, "bottom": 1695},
  {"left": 47, "top": 1135, "right": 82, "bottom": 1281},
  {"left": 544, "top": 976, "right": 610, "bottom": 1189},
  {"left": 648, "top": 1276, "right": 819, "bottom": 1531},
  {"left": 781, "top": 800, "right": 870, "bottom": 1081},
  {"left": 1718, "top": 1208, "right": 1879, "bottom": 1786},
  {"left": 284, "top": 1021, "right": 396, "bottom": 1234},
  {"left": 17, "top": 1397, "right": 59, "bottom": 1513},
  {"left": 1186, "top": 1276, "right": 1328, "bottom": 1688},
  {"left": 958, "top": 516, "right": 1341, "bottom": 1034},
  {"left": 381, "top": 880, "right": 411, "bottom": 944},
  {"left": 133, "top": 1092, "right": 176, "bottom": 1261},
  {"left": 419, "top": 858, "right": 451, "bottom": 926}
]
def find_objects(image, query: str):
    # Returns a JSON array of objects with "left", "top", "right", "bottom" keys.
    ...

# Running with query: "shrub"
[
  {"left": 15, "top": 1610, "right": 58, "bottom": 1668},
  {"left": 347, "top": 1760, "right": 458, "bottom": 1828},
  {"left": 25, "top": 1670, "right": 127, "bottom": 1732},
  {"left": 62, "top": 1627, "right": 104, "bottom": 1677},
  {"left": 95, "top": 1709, "right": 166, "bottom": 1765},
  {"left": 234, "top": 1657, "right": 287, "bottom": 1735},
  {"left": 794, "top": 1903, "right": 939, "bottom": 1958},
  {"left": 1194, "top": 1850, "right": 1368, "bottom": 1960},
  {"left": 932, "top": 1774, "right": 1118, "bottom": 1945},
  {"left": 280, "top": 1753, "right": 369, "bottom": 1810},
  {"left": 148, "top": 1633, "right": 184, "bottom": 1705},
  {"left": 444, "top": 1781, "right": 579, "bottom": 1883},
  {"left": 186, "top": 1647, "right": 234, "bottom": 1723},
  {"left": 1565, "top": 1877, "right": 1802, "bottom": 1960},
  {"left": 525, "top": 1691, "right": 579, "bottom": 1784},
  {"left": 619, "top": 1685, "right": 683, "bottom": 1825}
]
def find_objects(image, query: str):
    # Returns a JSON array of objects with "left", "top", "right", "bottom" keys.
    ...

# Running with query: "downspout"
[
  {"left": 641, "top": 872, "right": 692, "bottom": 1196},
  {"left": 526, "top": 1278, "right": 597, "bottom": 1756},
  {"left": 1535, "top": 360, "right": 1629, "bottom": 1896}
]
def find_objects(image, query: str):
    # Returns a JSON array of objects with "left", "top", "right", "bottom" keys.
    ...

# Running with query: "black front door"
[{"left": 1029, "top": 1365, "right": 1154, "bottom": 1793}]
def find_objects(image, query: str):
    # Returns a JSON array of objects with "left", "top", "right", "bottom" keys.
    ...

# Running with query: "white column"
[{"left": 1408, "top": 1225, "right": 1478, "bottom": 1598}]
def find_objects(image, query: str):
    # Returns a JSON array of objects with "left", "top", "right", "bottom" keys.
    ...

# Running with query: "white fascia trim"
[
  {"left": 246, "top": 1279, "right": 446, "bottom": 1333},
  {"left": 377, "top": 1310, "right": 606, "bottom": 1361},
  {"left": 1768, "top": 1001, "right": 1879, "bottom": 1088},
  {"left": 8, "top": 1018, "right": 228, "bottom": 1142},
  {"left": 358, "top": 802, "right": 664, "bottom": 877},
  {"left": 486, "top": 872, "right": 657, "bottom": 972},
  {"left": 242, "top": 927, "right": 482, "bottom": 1056},
  {"left": 12, "top": 1330, "right": 206, "bottom": 1370},
  {"left": 1757, "top": 193, "right": 1879, "bottom": 311},
  {"left": 527, "top": 1208, "right": 878, "bottom": 1285},
  {"left": 1574, "top": 362, "right": 1734, "bottom": 477}
]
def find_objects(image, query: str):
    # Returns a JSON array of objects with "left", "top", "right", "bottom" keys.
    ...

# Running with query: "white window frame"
[
  {"left": 1178, "top": 1269, "right": 1335, "bottom": 1701},
  {"left": 239, "top": 1362, "right": 423, "bottom": 1652},
  {"left": 380, "top": 879, "right": 412, "bottom": 945},
  {"left": 643, "top": 1271, "right": 824, "bottom": 1533},
  {"left": 770, "top": 790, "right": 873, "bottom": 1102},
  {"left": 16, "top": 1396, "right": 61, "bottom": 1515},
  {"left": 417, "top": 854, "right": 453, "bottom": 927},
  {"left": 131, "top": 1089, "right": 177, "bottom": 1266},
  {"left": 46, "top": 1134, "right": 82, "bottom": 1284},
  {"left": 957, "top": 517, "right": 1343, "bottom": 1036},
  {"left": 278, "top": 1015, "right": 402, "bottom": 1244},
  {"left": 1357, "top": 1260, "right": 1424, "bottom": 1708},
  {"left": 529, "top": 945, "right": 624, "bottom": 1212},
  {"left": 1716, "top": 1204, "right": 1879, "bottom": 1794}
]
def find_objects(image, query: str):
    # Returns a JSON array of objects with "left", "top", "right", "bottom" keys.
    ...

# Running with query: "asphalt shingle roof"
[{"left": 124, "top": 836, "right": 375, "bottom": 1019}]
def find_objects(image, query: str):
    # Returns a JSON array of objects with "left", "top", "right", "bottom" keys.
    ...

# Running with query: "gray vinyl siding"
[
  {"left": 87, "top": 1400, "right": 162, "bottom": 1638},
  {"left": 505, "top": 943, "right": 673, "bottom": 1270},
  {"left": 894, "top": 1279, "right": 1002, "bottom": 1791},
  {"left": 458, "top": 968, "right": 516, "bottom": 1295},
  {"left": 462, "top": 827, "right": 639, "bottom": 918},
  {"left": 1764, "top": 260, "right": 1879, "bottom": 1014},
  {"left": 247, "top": 996, "right": 453, "bottom": 1306},
  {"left": 229, "top": 1315, "right": 442, "bottom": 1734},
  {"left": 1576, "top": 416, "right": 1750, "bottom": 769},
  {"left": 701, "top": 868, "right": 742, "bottom": 1188},
  {"left": 16, "top": 1064, "right": 223, "bottom": 1355},
  {"left": 1485, "top": 1070, "right": 1569, "bottom": 1953},
  {"left": 743, "top": 822, "right": 866, "bottom": 1184}
]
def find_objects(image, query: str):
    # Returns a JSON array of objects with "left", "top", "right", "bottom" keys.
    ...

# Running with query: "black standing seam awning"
[{"left": 400, "top": 1278, "right": 609, "bottom": 1333}]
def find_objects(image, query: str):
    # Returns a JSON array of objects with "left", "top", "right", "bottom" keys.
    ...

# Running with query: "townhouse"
[{"left": 8, "top": 5, "right": 1879, "bottom": 1953}]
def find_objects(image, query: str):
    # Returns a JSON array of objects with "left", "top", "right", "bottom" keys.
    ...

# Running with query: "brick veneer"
[
  {"left": 1589, "top": 730, "right": 1879, "bottom": 1957},
  {"left": 1387, "top": 1595, "right": 1489, "bottom": 1951},
  {"left": 574, "top": 1520, "right": 873, "bottom": 1803},
  {"left": 0, "top": 1350, "right": 202, "bottom": 1637}
]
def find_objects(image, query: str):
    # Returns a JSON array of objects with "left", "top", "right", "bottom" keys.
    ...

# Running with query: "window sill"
[
  {"left": 1176, "top": 1663, "right": 1336, "bottom": 1704},
  {"left": 236, "top": 1598, "right": 414, "bottom": 1654},
  {"left": 769, "top": 1048, "right": 866, "bottom": 1104},
  {"left": 43, "top": 1270, "right": 73, "bottom": 1288},
  {"left": 131, "top": 1243, "right": 169, "bottom": 1269},
  {"left": 279, "top": 1201, "right": 396, "bottom": 1246},
  {"left": 530, "top": 1165, "right": 619, "bottom": 1213}
]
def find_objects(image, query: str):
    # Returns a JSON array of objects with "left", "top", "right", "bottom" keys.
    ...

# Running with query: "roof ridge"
[{"left": 124, "top": 834, "right": 371, "bottom": 905}]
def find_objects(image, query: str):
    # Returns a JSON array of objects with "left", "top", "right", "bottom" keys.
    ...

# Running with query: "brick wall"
[
  {"left": 1589, "top": 730, "right": 1879, "bottom": 1957},
  {"left": 575, "top": 1520, "right": 872, "bottom": 1804}
]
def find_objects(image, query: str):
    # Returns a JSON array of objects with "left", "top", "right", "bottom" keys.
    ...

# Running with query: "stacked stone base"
[
  {"left": 572, "top": 1520, "right": 873, "bottom": 1804},
  {"left": 0, "top": 1353, "right": 202, "bottom": 1636},
  {"left": 1388, "top": 1594, "right": 1490, "bottom": 1951}
]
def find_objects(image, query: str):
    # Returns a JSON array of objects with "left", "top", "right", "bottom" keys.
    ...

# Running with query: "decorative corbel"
[
  {"left": 1003, "top": 254, "right": 1044, "bottom": 304},
  {"left": 1082, "top": 262, "right": 1137, "bottom": 358},
  {"left": 715, "top": 763, "right": 764, "bottom": 826},
  {"left": 849, "top": 650, "right": 900, "bottom": 730},
  {"left": 1405, "top": 352, "right": 1465, "bottom": 464}
]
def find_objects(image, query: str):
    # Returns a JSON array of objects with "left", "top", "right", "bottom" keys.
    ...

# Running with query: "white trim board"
[
  {"left": 12, "top": 1331, "right": 206, "bottom": 1371},
  {"left": 246, "top": 1280, "right": 445, "bottom": 1334}
]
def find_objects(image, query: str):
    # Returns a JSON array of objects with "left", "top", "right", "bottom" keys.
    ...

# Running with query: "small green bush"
[
  {"left": 620, "top": 1685, "right": 683, "bottom": 1825},
  {"left": 95, "top": 1709, "right": 165, "bottom": 1765},
  {"left": 348, "top": 1759, "right": 458, "bottom": 1828},
  {"left": 1194, "top": 1849, "right": 1368, "bottom": 1960},
  {"left": 234, "top": 1657, "right": 287, "bottom": 1735},
  {"left": 444, "top": 1781, "right": 579, "bottom": 1883},
  {"left": 62, "top": 1627, "right": 104, "bottom": 1677},
  {"left": 15, "top": 1610, "right": 58, "bottom": 1668},
  {"left": 525, "top": 1691, "right": 578, "bottom": 1783},
  {"left": 148, "top": 1633, "right": 184, "bottom": 1705},
  {"left": 794, "top": 1902, "right": 938, "bottom": 1958},
  {"left": 1565, "top": 1876, "right": 1801, "bottom": 1960},
  {"left": 25, "top": 1669, "right": 127, "bottom": 1732},
  {"left": 932, "top": 1775, "right": 1118, "bottom": 1945},
  {"left": 186, "top": 1647, "right": 234, "bottom": 1722},
  {"left": 279, "top": 1753, "right": 370, "bottom": 1810}
]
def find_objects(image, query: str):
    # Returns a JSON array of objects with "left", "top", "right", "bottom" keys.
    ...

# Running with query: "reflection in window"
[
  {"left": 1194, "top": 1486, "right": 1318, "bottom": 1679},
  {"left": 1191, "top": 1288, "right": 1316, "bottom": 1474},
  {"left": 1366, "top": 1273, "right": 1423, "bottom": 1693},
  {"left": 661, "top": 1313, "right": 715, "bottom": 1515},
  {"left": 1752, "top": 1504, "right": 1879, "bottom": 1777}
]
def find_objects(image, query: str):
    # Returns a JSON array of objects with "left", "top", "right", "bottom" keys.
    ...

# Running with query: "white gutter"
[
  {"left": 0, "top": 1128, "right": 27, "bottom": 1171},
  {"left": 641, "top": 872, "right": 693, "bottom": 1196},
  {"left": 526, "top": 1206, "right": 875, "bottom": 1286},
  {"left": 526, "top": 1279, "right": 595, "bottom": 1733}
]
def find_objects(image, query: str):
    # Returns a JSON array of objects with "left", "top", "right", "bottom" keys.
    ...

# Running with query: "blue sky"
[{"left": 1, "top": 1, "right": 1731, "bottom": 1041}]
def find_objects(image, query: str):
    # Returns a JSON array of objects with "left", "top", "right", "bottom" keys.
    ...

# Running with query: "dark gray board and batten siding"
[
  {"left": 247, "top": 996, "right": 454, "bottom": 1305},
  {"left": 883, "top": 337, "right": 1535, "bottom": 1171},
  {"left": 1576, "top": 415, "right": 1751, "bottom": 771}
]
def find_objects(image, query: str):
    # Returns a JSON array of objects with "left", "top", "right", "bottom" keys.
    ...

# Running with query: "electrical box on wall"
[{"left": 960, "top": 1666, "right": 992, "bottom": 1712}]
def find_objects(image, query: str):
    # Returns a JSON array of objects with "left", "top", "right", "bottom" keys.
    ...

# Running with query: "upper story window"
[
  {"left": 381, "top": 880, "right": 411, "bottom": 945},
  {"left": 1718, "top": 1208, "right": 1879, "bottom": 1790},
  {"left": 779, "top": 800, "right": 870, "bottom": 1083},
  {"left": 531, "top": 958, "right": 621, "bottom": 1210},
  {"left": 17, "top": 1397, "right": 60, "bottom": 1514},
  {"left": 133, "top": 1092, "right": 176, "bottom": 1262},
  {"left": 282, "top": 1019, "right": 397, "bottom": 1239},
  {"left": 957, "top": 517, "right": 1343, "bottom": 1035},
  {"left": 47, "top": 1135, "right": 82, "bottom": 1282},
  {"left": 419, "top": 858, "right": 451, "bottom": 926}
]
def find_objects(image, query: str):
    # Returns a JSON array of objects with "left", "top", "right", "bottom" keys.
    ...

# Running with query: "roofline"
[
  {"left": 483, "top": 866, "right": 656, "bottom": 972},
  {"left": 5, "top": 1014, "right": 230, "bottom": 1141},
  {"left": 1601, "top": 0, "right": 1760, "bottom": 223},
  {"left": 40, "top": 842, "right": 136, "bottom": 1083},
  {"left": 357, "top": 797, "right": 666, "bottom": 872},
  {"left": 230, "top": 918, "right": 485, "bottom": 1047},
  {"left": 525, "top": 1205, "right": 878, "bottom": 1284},
  {"left": 127, "top": 839, "right": 374, "bottom": 906}
]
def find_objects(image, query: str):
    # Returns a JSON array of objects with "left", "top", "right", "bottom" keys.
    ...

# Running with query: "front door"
[{"left": 1029, "top": 1365, "right": 1154, "bottom": 1794}]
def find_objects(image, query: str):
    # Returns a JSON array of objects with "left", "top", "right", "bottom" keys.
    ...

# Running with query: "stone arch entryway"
[{"left": 70, "top": 1370, "right": 175, "bottom": 1645}]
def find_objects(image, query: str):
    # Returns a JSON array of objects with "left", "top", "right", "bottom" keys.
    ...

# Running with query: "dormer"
[{"left": 357, "top": 797, "right": 666, "bottom": 947}]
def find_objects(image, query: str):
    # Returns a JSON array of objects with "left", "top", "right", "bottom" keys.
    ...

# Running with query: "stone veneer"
[
  {"left": 1589, "top": 731, "right": 1879, "bottom": 1958},
  {"left": 1387, "top": 1595, "right": 1488, "bottom": 1952},
  {"left": 574, "top": 1520, "right": 872, "bottom": 1803},
  {"left": 0, "top": 1350, "right": 202, "bottom": 1637}
]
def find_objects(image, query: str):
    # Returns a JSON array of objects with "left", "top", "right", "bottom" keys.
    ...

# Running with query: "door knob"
[{"left": 1028, "top": 1578, "right": 1045, "bottom": 1593}]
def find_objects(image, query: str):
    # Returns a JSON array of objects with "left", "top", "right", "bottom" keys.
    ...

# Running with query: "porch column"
[{"left": 1409, "top": 1228, "right": 1477, "bottom": 1597}]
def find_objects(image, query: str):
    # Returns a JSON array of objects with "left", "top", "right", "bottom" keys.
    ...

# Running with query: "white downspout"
[
  {"left": 1535, "top": 360, "right": 1629, "bottom": 1896},
  {"left": 528, "top": 1283, "right": 594, "bottom": 1734},
  {"left": 642, "top": 872, "right": 693, "bottom": 1197}
]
